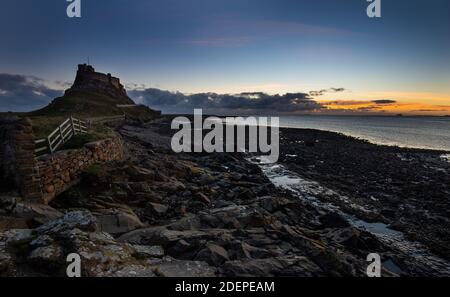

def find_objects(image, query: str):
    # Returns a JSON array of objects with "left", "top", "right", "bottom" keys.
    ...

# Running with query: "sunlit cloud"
[{"left": 321, "top": 99, "right": 450, "bottom": 115}]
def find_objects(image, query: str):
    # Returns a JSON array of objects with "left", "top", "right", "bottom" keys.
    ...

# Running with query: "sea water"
[{"left": 277, "top": 116, "right": 450, "bottom": 151}]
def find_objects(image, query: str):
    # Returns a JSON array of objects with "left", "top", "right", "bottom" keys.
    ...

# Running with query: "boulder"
[
  {"left": 36, "top": 211, "right": 98, "bottom": 235},
  {"left": 12, "top": 202, "right": 63, "bottom": 226},
  {"left": 195, "top": 243, "right": 229, "bottom": 266},
  {"left": 96, "top": 211, "right": 144, "bottom": 235},
  {"left": 167, "top": 239, "right": 194, "bottom": 259},
  {"left": 145, "top": 202, "right": 169, "bottom": 217}
]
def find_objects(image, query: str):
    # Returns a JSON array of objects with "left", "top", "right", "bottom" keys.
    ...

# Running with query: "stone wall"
[
  {"left": 37, "top": 137, "right": 124, "bottom": 203},
  {"left": 0, "top": 116, "right": 19, "bottom": 190},
  {"left": 0, "top": 116, "right": 42, "bottom": 198},
  {"left": 0, "top": 116, "right": 124, "bottom": 204}
]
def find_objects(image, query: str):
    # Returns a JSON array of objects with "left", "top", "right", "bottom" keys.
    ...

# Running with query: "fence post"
[
  {"left": 70, "top": 115, "right": 76, "bottom": 135},
  {"left": 47, "top": 135, "right": 53, "bottom": 154},
  {"left": 58, "top": 125, "right": 64, "bottom": 143}
]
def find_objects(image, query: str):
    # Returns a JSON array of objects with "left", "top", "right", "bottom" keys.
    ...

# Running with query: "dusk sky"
[{"left": 1, "top": 0, "right": 449, "bottom": 114}]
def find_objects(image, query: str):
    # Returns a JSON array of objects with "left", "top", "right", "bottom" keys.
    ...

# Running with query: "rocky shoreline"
[
  {"left": 1, "top": 119, "right": 449, "bottom": 277},
  {"left": 277, "top": 128, "right": 450, "bottom": 261}
]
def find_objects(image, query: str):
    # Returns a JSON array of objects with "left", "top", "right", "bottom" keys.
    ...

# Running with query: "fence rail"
[{"left": 34, "top": 116, "right": 88, "bottom": 155}]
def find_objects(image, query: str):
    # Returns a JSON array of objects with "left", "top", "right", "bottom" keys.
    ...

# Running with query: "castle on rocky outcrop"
[{"left": 64, "top": 64, "right": 132, "bottom": 103}]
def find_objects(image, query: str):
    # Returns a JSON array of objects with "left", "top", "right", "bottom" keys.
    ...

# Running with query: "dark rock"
[
  {"left": 0, "top": 216, "right": 28, "bottom": 231},
  {"left": 259, "top": 196, "right": 292, "bottom": 212},
  {"left": 220, "top": 256, "right": 322, "bottom": 277},
  {"left": 319, "top": 213, "right": 350, "bottom": 228},
  {"left": 145, "top": 202, "right": 169, "bottom": 217},
  {"left": 12, "top": 202, "right": 63, "bottom": 226},
  {"left": 27, "top": 245, "right": 63, "bottom": 269},
  {"left": 167, "top": 240, "right": 195, "bottom": 259},
  {"left": 195, "top": 243, "right": 230, "bottom": 266},
  {"left": 194, "top": 192, "right": 211, "bottom": 205},
  {"left": 97, "top": 211, "right": 144, "bottom": 235},
  {"left": 153, "top": 260, "right": 216, "bottom": 277}
]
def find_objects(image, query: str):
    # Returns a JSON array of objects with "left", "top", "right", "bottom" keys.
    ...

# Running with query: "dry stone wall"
[
  {"left": 38, "top": 137, "right": 124, "bottom": 203},
  {"left": 0, "top": 117, "right": 124, "bottom": 204}
]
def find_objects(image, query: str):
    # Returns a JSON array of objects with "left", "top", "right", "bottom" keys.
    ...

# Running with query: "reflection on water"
[{"left": 250, "top": 155, "right": 450, "bottom": 275}]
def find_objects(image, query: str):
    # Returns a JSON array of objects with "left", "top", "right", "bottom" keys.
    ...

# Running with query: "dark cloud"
[
  {"left": 371, "top": 99, "right": 397, "bottom": 104},
  {"left": 309, "top": 88, "right": 345, "bottom": 97},
  {"left": 129, "top": 89, "right": 324, "bottom": 114},
  {"left": 0, "top": 74, "right": 63, "bottom": 112}
]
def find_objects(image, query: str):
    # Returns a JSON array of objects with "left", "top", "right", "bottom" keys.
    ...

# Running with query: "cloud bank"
[
  {"left": 129, "top": 88, "right": 324, "bottom": 115},
  {"left": 0, "top": 74, "right": 64, "bottom": 112}
]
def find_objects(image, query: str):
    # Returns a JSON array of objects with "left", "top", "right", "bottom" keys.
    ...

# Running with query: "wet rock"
[
  {"left": 319, "top": 213, "right": 350, "bottom": 228},
  {"left": 153, "top": 260, "right": 216, "bottom": 277}
]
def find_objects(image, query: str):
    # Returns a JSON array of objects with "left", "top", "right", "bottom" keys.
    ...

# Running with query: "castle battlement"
[
  {"left": 76, "top": 64, "right": 124, "bottom": 91},
  {"left": 66, "top": 64, "right": 130, "bottom": 100}
]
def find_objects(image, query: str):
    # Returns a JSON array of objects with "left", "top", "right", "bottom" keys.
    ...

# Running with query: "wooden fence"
[{"left": 35, "top": 116, "right": 88, "bottom": 155}]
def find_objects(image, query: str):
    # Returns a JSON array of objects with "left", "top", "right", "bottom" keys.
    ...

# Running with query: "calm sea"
[{"left": 277, "top": 116, "right": 450, "bottom": 151}]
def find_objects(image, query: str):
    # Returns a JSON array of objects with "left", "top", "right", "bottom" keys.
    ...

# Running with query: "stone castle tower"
[{"left": 64, "top": 64, "right": 133, "bottom": 104}]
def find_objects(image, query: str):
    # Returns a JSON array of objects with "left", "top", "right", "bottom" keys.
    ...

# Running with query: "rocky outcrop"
[{"left": 65, "top": 64, "right": 132, "bottom": 103}]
